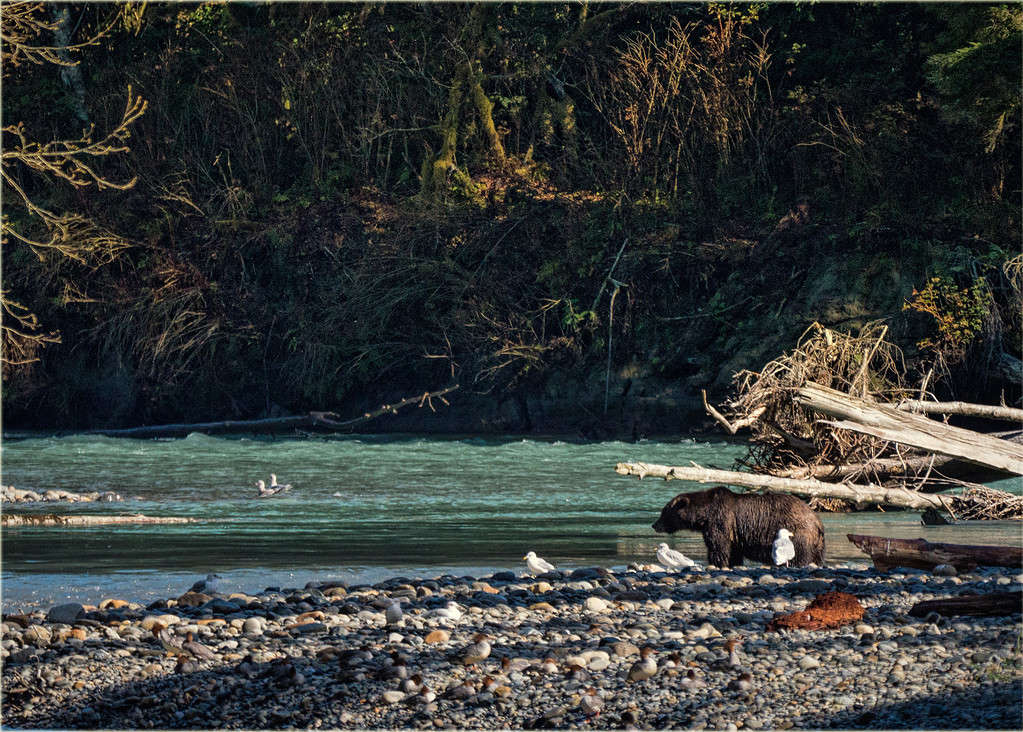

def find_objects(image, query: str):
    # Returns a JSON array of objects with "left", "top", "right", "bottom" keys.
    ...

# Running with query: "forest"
[{"left": 2, "top": 1, "right": 1020, "bottom": 431}]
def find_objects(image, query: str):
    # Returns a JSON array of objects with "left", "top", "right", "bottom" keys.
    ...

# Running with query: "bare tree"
[{"left": 1, "top": 2, "right": 146, "bottom": 374}]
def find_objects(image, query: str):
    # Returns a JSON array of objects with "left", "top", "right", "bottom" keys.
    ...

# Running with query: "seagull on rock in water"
[
  {"left": 189, "top": 573, "right": 222, "bottom": 594},
  {"left": 523, "top": 551, "right": 556, "bottom": 575},
  {"left": 656, "top": 542, "right": 696, "bottom": 569},
  {"left": 773, "top": 528, "right": 796, "bottom": 567}
]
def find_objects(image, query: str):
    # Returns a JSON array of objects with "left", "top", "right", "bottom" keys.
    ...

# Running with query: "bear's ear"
[
  {"left": 710, "top": 486, "right": 733, "bottom": 498},
  {"left": 671, "top": 494, "right": 689, "bottom": 509}
]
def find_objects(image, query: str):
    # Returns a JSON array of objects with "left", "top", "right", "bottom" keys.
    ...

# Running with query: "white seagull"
[
  {"left": 523, "top": 551, "right": 557, "bottom": 575},
  {"left": 385, "top": 600, "right": 404, "bottom": 626},
  {"left": 269, "top": 474, "right": 292, "bottom": 491},
  {"left": 426, "top": 600, "right": 463, "bottom": 621},
  {"left": 189, "top": 573, "right": 222, "bottom": 594},
  {"left": 773, "top": 528, "right": 796, "bottom": 567},
  {"left": 656, "top": 542, "right": 696, "bottom": 569},
  {"left": 255, "top": 479, "right": 287, "bottom": 498}
]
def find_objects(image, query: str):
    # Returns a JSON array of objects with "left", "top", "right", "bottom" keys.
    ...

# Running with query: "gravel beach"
[{"left": 3, "top": 563, "right": 1021, "bottom": 730}]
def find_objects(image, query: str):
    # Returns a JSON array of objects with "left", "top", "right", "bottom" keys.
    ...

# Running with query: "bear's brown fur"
[{"left": 652, "top": 486, "right": 825, "bottom": 567}]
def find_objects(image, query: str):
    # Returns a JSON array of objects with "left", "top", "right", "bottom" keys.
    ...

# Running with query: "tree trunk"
[
  {"left": 908, "top": 591, "right": 1022, "bottom": 618},
  {"left": 51, "top": 5, "right": 89, "bottom": 125},
  {"left": 470, "top": 75, "right": 505, "bottom": 163},
  {"left": 614, "top": 461, "right": 950, "bottom": 510},
  {"left": 847, "top": 534, "right": 1023, "bottom": 572},
  {"left": 421, "top": 63, "right": 468, "bottom": 194},
  {"left": 420, "top": 5, "right": 503, "bottom": 195},
  {"left": 896, "top": 399, "right": 1023, "bottom": 423},
  {"left": 795, "top": 384, "right": 1023, "bottom": 475}
]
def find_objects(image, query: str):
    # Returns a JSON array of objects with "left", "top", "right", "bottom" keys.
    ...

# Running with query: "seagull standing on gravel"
[
  {"left": 189, "top": 573, "right": 222, "bottom": 594},
  {"left": 773, "top": 528, "right": 796, "bottom": 567},
  {"left": 385, "top": 600, "right": 404, "bottom": 626},
  {"left": 426, "top": 600, "right": 463, "bottom": 621},
  {"left": 523, "top": 551, "right": 556, "bottom": 575},
  {"left": 656, "top": 542, "right": 696, "bottom": 569}
]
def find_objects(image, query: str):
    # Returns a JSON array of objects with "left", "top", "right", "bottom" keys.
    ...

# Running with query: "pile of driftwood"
[{"left": 617, "top": 323, "right": 1023, "bottom": 521}]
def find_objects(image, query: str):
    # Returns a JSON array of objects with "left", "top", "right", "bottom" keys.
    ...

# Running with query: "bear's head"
[{"left": 652, "top": 486, "right": 735, "bottom": 533}]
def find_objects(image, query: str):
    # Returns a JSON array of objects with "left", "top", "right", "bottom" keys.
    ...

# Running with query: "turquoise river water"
[{"left": 2, "top": 433, "right": 1020, "bottom": 611}]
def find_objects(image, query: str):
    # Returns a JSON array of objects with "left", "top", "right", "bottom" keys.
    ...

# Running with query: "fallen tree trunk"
[
  {"left": 81, "top": 385, "right": 459, "bottom": 439},
  {"left": 614, "top": 462, "right": 949, "bottom": 510},
  {"left": 1, "top": 514, "right": 197, "bottom": 527},
  {"left": 847, "top": 534, "right": 1023, "bottom": 572},
  {"left": 795, "top": 384, "right": 1023, "bottom": 475},
  {"left": 908, "top": 591, "right": 1022, "bottom": 618},
  {"left": 770, "top": 455, "right": 951, "bottom": 481},
  {"left": 896, "top": 400, "right": 1023, "bottom": 423}
]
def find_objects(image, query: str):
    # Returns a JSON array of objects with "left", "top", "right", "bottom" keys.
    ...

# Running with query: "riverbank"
[{"left": 3, "top": 563, "right": 1021, "bottom": 730}]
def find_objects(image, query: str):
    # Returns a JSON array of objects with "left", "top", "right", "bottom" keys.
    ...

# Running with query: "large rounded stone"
[{"left": 46, "top": 603, "right": 84, "bottom": 624}]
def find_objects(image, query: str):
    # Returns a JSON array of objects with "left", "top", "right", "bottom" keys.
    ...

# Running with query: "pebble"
[
  {"left": 46, "top": 604, "right": 84, "bottom": 624},
  {"left": 1, "top": 563, "right": 1018, "bottom": 731},
  {"left": 425, "top": 630, "right": 450, "bottom": 644},
  {"left": 798, "top": 655, "right": 821, "bottom": 670}
]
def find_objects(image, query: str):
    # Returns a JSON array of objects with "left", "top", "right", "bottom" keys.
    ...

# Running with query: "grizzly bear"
[{"left": 652, "top": 486, "right": 825, "bottom": 567}]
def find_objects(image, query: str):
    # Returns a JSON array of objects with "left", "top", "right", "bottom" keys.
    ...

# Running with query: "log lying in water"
[
  {"left": 847, "top": 534, "right": 1023, "bottom": 572},
  {"left": 1, "top": 514, "right": 197, "bottom": 527},
  {"left": 795, "top": 384, "right": 1023, "bottom": 475},
  {"left": 908, "top": 591, "right": 1022, "bottom": 618},
  {"left": 614, "top": 461, "right": 949, "bottom": 510}
]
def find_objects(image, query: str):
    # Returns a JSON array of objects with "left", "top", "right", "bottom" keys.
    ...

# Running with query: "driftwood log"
[
  {"left": 896, "top": 400, "right": 1023, "bottom": 423},
  {"left": 615, "top": 462, "right": 950, "bottom": 510},
  {"left": 81, "top": 384, "right": 459, "bottom": 439},
  {"left": 1, "top": 514, "right": 197, "bottom": 527},
  {"left": 908, "top": 591, "right": 1022, "bottom": 618},
  {"left": 795, "top": 384, "right": 1023, "bottom": 475},
  {"left": 847, "top": 534, "right": 1023, "bottom": 572}
]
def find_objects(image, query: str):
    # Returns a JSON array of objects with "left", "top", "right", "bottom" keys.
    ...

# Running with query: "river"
[{"left": 2, "top": 432, "right": 1020, "bottom": 611}]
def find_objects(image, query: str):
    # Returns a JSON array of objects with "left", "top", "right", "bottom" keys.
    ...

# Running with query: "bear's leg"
[
  {"left": 728, "top": 546, "right": 745, "bottom": 568},
  {"left": 703, "top": 530, "right": 732, "bottom": 568}
]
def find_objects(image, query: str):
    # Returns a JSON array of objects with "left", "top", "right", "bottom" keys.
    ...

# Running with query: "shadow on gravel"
[{"left": 789, "top": 679, "right": 1023, "bottom": 730}]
